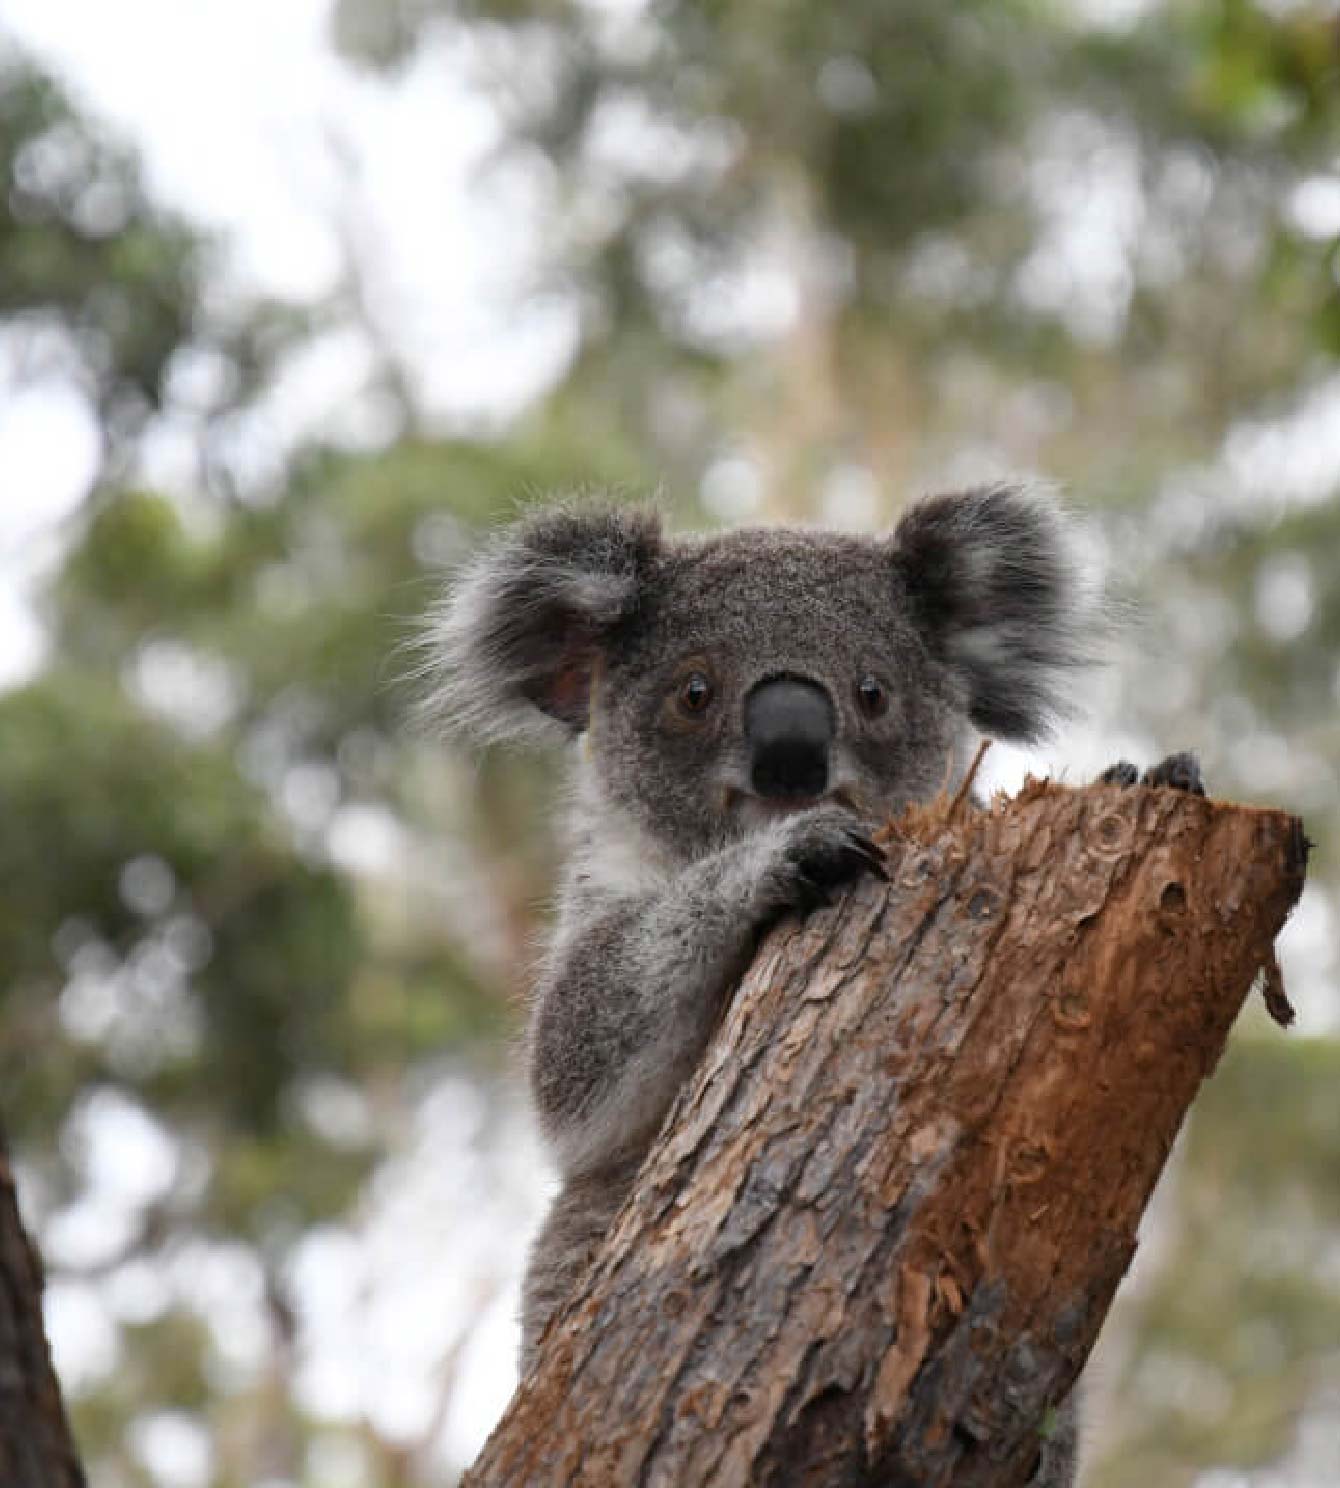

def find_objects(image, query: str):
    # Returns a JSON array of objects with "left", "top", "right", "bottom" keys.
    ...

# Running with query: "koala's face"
[
  {"left": 435, "top": 486, "right": 1095, "bottom": 863},
  {"left": 589, "top": 530, "right": 959, "bottom": 858}
]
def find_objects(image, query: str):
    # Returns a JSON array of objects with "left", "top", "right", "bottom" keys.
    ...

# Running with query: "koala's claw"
[
  {"left": 1142, "top": 751, "right": 1206, "bottom": 795},
  {"left": 1099, "top": 752, "right": 1206, "bottom": 796},
  {"left": 840, "top": 826, "right": 891, "bottom": 881},
  {"left": 775, "top": 812, "right": 887, "bottom": 914}
]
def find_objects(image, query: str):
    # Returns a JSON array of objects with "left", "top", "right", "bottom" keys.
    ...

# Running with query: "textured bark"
[
  {"left": 467, "top": 780, "right": 1307, "bottom": 1488},
  {"left": 0, "top": 1123, "right": 85, "bottom": 1487}
]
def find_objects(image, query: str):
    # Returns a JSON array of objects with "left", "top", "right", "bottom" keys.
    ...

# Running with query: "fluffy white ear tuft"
[
  {"left": 890, "top": 483, "right": 1106, "bottom": 741},
  {"left": 419, "top": 500, "right": 662, "bottom": 743}
]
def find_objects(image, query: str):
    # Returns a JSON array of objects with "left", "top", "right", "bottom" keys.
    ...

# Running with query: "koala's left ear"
[{"left": 889, "top": 483, "right": 1100, "bottom": 741}]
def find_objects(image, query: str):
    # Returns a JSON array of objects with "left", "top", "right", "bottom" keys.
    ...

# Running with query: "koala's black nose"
[{"left": 745, "top": 676, "right": 834, "bottom": 800}]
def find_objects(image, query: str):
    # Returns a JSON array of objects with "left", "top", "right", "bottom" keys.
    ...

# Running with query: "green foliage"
[
  {"left": 0, "top": 48, "right": 297, "bottom": 458},
  {"left": 0, "top": 668, "right": 369, "bottom": 1138},
  {"left": 0, "top": 62, "right": 192, "bottom": 405}
]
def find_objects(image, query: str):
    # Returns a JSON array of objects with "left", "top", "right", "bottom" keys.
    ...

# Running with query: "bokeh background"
[{"left": 1, "top": 1, "right": 1338, "bottom": 1484}]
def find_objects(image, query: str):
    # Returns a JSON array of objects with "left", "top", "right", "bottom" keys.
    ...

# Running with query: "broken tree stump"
[{"left": 466, "top": 780, "right": 1307, "bottom": 1487}]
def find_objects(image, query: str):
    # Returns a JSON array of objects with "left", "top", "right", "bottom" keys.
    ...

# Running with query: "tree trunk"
[
  {"left": 466, "top": 780, "right": 1307, "bottom": 1487},
  {"left": 0, "top": 1124, "right": 85, "bottom": 1487}
]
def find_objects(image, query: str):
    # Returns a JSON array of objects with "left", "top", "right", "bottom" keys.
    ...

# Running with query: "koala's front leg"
[
  {"left": 530, "top": 807, "right": 885, "bottom": 1181},
  {"left": 520, "top": 810, "right": 884, "bottom": 1364}
]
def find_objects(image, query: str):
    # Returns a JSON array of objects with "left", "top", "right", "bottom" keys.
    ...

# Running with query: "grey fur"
[{"left": 430, "top": 485, "right": 1100, "bottom": 1485}]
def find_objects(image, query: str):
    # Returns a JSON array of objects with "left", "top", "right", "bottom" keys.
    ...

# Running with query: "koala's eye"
[
  {"left": 678, "top": 671, "right": 714, "bottom": 716},
  {"left": 856, "top": 676, "right": 889, "bottom": 719}
]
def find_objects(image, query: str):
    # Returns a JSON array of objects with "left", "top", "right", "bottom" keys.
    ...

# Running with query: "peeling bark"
[
  {"left": 466, "top": 781, "right": 1307, "bottom": 1487},
  {"left": 0, "top": 1123, "right": 85, "bottom": 1488}
]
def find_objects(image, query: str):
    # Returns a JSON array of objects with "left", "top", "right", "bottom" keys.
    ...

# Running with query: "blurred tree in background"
[{"left": 2, "top": 2, "right": 1339, "bottom": 1484}]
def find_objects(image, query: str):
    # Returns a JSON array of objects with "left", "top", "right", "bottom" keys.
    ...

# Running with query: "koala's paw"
[
  {"left": 765, "top": 807, "right": 888, "bottom": 915},
  {"left": 1099, "top": 751, "right": 1206, "bottom": 796},
  {"left": 1142, "top": 750, "right": 1206, "bottom": 795}
]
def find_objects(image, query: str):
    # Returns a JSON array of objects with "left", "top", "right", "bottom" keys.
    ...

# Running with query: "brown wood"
[
  {"left": 0, "top": 1123, "right": 86, "bottom": 1488},
  {"left": 466, "top": 780, "right": 1307, "bottom": 1487}
]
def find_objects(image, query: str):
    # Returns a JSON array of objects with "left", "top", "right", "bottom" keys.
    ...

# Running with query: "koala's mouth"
[{"left": 724, "top": 786, "right": 860, "bottom": 824}]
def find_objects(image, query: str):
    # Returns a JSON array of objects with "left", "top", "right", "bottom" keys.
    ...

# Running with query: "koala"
[{"left": 432, "top": 483, "right": 1201, "bottom": 1487}]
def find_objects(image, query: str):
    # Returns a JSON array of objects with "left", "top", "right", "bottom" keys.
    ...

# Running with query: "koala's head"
[{"left": 431, "top": 486, "right": 1098, "bottom": 862}]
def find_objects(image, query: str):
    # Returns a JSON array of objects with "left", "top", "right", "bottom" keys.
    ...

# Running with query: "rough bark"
[
  {"left": 466, "top": 780, "right": 1307, "bottom": 1488},
  {"left": 0, "top": 1123, "right": 85, "bottom": 1487}
]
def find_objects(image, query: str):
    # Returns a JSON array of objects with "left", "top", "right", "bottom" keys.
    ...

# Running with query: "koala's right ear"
[{"left": 425, "top": 502, "right": 662, "bottom": 741}]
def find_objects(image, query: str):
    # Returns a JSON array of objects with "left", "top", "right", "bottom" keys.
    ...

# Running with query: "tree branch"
[
  {"left": 0, "top": 1123, "right": 86, "bottom": 1488},
  {"left": 467, "top": 780, "right": 1307, "bottom": 1487}
]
